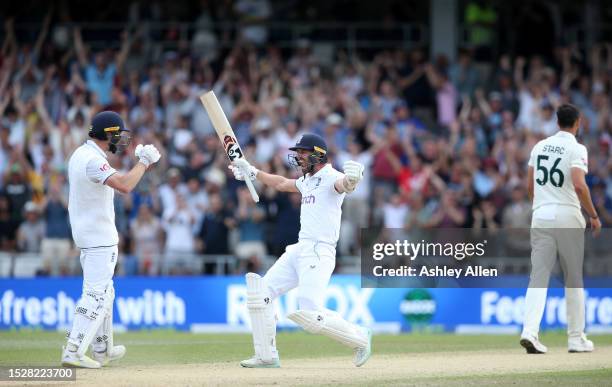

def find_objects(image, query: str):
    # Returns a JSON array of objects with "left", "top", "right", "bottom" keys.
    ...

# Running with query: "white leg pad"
[
  {"left": 246, "top": 273, "right": 276, "bottom": 362},
  {"left": 106, "top": 285, "right": 115, "bottom": 350},
  {"left": 288, "top": 309, "right": 367, "bottom": 349},
  {"left": 73, "top": 290, "right": 107, "bottom": 357}
]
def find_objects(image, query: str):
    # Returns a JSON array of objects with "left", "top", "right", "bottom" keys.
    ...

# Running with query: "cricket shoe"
[
  {"left": 519, "top": 334, "right": 547, "bottom": 354},
  {"left": 353, "top": 328, "right": 372, "bottom": 367},
  {"left": 568, "top": 335, "right": 594, "bottom": 353},
  {"left": 240, "top": 356, "right": 281, "bottom": 368},
  {"left": 61, "top": 346, "right": 101, "bottom": 369},
  {"left": 92, "top": 345, "right": 127, "bottom": 366}
]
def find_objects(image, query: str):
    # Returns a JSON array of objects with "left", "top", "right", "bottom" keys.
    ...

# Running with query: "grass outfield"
[{"left": 0, "top": 331, "right": 611, "bottom": 385}]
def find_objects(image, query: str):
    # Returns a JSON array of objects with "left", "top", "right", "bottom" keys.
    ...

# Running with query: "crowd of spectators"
[{"left": 1, "top": 8, "right": 612, "bottom": 276}]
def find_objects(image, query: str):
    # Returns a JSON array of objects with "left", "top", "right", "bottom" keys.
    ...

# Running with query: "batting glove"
[
  {"left": 229, "top": 158, "right": 258, "bottom": 181},
  {"left": 342, "top": 160, "right": 364, "bottom": 192},
  {"left": 135, "top": 144, "right": 161, "bottom": 167}
]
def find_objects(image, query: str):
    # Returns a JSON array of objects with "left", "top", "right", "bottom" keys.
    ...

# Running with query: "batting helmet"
[
  {"left": 88, "top": 111, "right": 131, "bottom": 154},
  {"left": 288, "top": 133, "right": 328, "bottom": 173}
]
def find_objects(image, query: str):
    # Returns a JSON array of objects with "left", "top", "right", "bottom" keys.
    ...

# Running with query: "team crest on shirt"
[{"left": 314, "top": 177, "right": 322, "bottom": 187}]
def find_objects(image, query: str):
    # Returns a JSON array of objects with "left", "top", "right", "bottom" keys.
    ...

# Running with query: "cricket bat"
[{"left": 200, "top": 90, "right": 259, "bottom": 202}]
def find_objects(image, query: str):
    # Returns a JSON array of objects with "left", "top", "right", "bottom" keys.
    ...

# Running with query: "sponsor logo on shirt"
[
  {"left": 301, "top": 194, "right": 316, "bottom": 204},
  {"left": 100, "top": 163, "right": 110, "bottom": 171}
]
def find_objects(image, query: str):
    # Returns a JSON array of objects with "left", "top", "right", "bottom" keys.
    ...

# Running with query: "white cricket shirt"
[
  {"left": 68, "top": 140, "right": 119, "bottom": 248},
  {"left": 295, "top": 164, "right": 346, "bottom": 246},
  {"left": 528, "top": 131, "right": 588, "bottom": 211}
]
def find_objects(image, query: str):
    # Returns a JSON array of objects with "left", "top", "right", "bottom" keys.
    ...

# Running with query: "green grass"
[
  {"left": 365, "top": 369, "right": 612, "bottom": 387},
  {"left": 1, "top": 330, "right": 612, "bottom": 366}
]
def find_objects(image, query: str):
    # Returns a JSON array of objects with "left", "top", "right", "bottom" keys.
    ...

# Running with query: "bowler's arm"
[
  {"left": 256, "top": 170, "right": 299, "bottom": 193},
  {"left": 527, "top": 166, "right": 534, "bottom": 203},
  {"left": 571, "top": 167, "right": 598, "bottom": 219}
]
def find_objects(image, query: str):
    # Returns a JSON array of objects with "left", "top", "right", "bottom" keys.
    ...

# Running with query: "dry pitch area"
[{"left": 1, "top": 331, "right": 611, "bottom": 386}]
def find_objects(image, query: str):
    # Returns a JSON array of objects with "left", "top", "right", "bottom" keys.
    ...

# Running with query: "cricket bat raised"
[{"left": 199, "top": 90, "right": 259, "bottom": 202}]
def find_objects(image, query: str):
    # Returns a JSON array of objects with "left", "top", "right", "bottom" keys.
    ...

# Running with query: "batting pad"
[
  {"left": 246, "top": 273, "right": 276, "bottom": 362},
  {"left": 288, "top": 310, "right": 368, "bottom": 349},
  {"left": 94, "top": 284, "right": 115, "bottom": 353},
  {"left": 75, "top": 290, "right": 107, "bottom": 357}
]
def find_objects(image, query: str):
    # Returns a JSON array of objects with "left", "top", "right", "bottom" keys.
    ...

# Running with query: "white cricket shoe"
[
  {"left": 240, "top": 356, "right": 281, "bottom": 368},
  {"left": 92, "top": 345, "right": 127, "bottom": 366},
  {"left": 353, "top": 328, "right": 372, "bottom": 367},
  {"left": 61, "top": 346, "right": 101, "bottom": 369},
  {"left": 568, "top": 334, "right": 594, "bottom": 353},
  {"left": 520, "top": 333, "right": 547, "bottom": 354}
]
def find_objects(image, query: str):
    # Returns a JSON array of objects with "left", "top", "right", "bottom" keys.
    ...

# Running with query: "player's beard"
[
  {"left": 300, "top": 161, "right": 311, "bottom": 175},
  {"left": 299, "top": 157, "right": 317, "bottom": 175}
]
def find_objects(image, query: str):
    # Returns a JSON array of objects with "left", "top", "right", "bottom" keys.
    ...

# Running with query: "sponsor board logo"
[
  {"left": 0, "top": 290, "right": 186, "bottom": 327},
  {"left": 226, "top": 284, "right": 374, "bottom": 328},
  {"left": 400, "top": 289, "right": 436, "bottom": 324},
  {"left": 481, "top": 291, "right": 612, "bottom": 325}
]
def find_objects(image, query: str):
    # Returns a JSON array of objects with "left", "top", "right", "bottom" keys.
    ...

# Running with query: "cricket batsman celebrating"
[
  {"left": 520, "top": 104, "right": 601, "bottom": 354},
  {"left": 229, "top": 133, "right": 371, "bottom": 368},
  {"left": 62, "top": 111, "right": 161, "bottom": 368}
]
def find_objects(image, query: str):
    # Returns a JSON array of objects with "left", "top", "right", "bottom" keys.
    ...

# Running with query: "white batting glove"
[
  {"left": 342, "top": 160, "right": 364, "bottom": 192},
  {"left": 229, "top": 158, "right": 258, "bottom": 181},
  {"left": 135, "top": 144, "right": 161, "bottom": 167}
]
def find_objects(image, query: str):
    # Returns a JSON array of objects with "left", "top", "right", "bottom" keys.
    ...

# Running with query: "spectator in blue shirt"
[{"left": 73, "top": 27, "right": 131, "bottom": 106}]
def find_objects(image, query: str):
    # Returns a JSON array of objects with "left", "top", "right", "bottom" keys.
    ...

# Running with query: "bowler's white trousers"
[{"left": 522, "top": 205, "right": 586, "bottom": 339}]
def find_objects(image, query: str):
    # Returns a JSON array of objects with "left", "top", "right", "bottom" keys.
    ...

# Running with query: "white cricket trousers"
[
  {"left": 80, "top": 246, "right": 118, "bottom": 293},
  {"left": 264, "top": 240, "right": 336, "bottom": 311},
  {"left": 522, "top": 205, "right": 586, "bottom": 338}
]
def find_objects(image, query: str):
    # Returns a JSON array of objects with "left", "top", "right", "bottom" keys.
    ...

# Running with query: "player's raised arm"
[
  {"left": 106, "top": 144, "right": 161, "bottom": 194},
  {"left": 334, "top": 160, "right": 365, "bottom": 194},
  {"left": 229, "top": 158, "right": 299, "bottom": 193}
]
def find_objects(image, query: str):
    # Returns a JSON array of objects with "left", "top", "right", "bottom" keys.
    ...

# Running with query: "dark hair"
[{"left": 556, "top": 104, "right": 580, "bottom": 129}]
